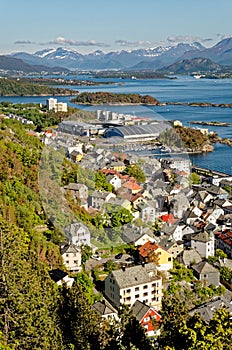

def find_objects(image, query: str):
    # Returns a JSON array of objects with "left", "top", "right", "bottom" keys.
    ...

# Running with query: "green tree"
[
  {"left": 124, "top": 164, "right": 146, "bottom": 183},
  {"left": 0, "top": 220, "right": 62, "bottom": 349}
]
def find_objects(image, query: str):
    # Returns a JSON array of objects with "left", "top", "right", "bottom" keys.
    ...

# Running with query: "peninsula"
[{"left": 0, "top": 78, "right": 77, "bottom": 96}]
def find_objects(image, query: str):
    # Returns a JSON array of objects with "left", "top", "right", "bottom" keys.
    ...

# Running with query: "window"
[
  {"left": 135, "top": 294, "right": 139, "bottom": 298},
  {"left": 66, "top": 261, "right": 69, "bottom": 264},
  {"left": 143, "top": 285, "right": 148, "bottom": 289},
  {"left": 135, "top": 287, "right": 139, "bottom": 291},
  {"left": 152, "top": 283, "right": 157, "bottom": 288},
  {"left": 74, "top": 260, "right": 77, "bottom": 264},
  {"left": 126, "top": 289, "right": 131, "bottom": 293},
  {"left": 143, "top": 292, "right": 148, "bottom": 297},
  {"left": 66, "top": 254, "right": 69, "bottom": 257},
  {"left": 144, "top": 317, "right": 150, "bottom": 323},
  {"left": 168, "top": 257, "right": 172, "bottom": 261}
]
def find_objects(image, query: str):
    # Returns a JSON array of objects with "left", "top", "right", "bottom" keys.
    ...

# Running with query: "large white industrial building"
[{"left": 104, "top": 123, "right": 171, "bottom": 142}]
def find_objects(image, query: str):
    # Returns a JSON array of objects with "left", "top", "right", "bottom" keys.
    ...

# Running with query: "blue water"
[{"left": 1, "top": 76, "right": 232, "bottom": 174}]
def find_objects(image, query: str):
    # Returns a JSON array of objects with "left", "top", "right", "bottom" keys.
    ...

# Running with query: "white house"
[
  {"left": 61, "top": 243, "right": 82, "bottom": 273},
  {"left": 64, "top": 221, "right": 91, "bottom": 247},
  {"left": 191, "top": 231, "right": 215, "bottom": 258}
]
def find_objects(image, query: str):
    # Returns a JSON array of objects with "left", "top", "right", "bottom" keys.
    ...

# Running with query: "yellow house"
[
  {"left": 70, "top": 150, "right": 83, "bottom": 163},
  {"left": 138, "top": 241, "right": 173, "bottom": 271},
  {"left": 109, "top": 161, "right": 125, "bottom": 172}
]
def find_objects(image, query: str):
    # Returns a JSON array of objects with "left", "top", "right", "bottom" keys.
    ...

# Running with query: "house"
[
  {"left": 177, "top": 248, "right": 202, "bottom": 267},
  {"left": 69, "top": 150, "right": 83, "bottom": 163},
  {"left": 189, "top": 296, "right": 232, "bottom": 323},
  {"left": 137, "top": 202, "right": 157, "bottom": 223},
  {"left": 92, "top": 299, "right": 118, "bottom": 321},
  {"left": 121, "top": 226, "right": 155, "bottom": 246},
  {"left": 49, "top": 269, "right": 74, "bottom": 287},
  {"left": 214, "top": 229, "right": 232, "bottom": 258},
  {"left": 131, "top": 300, "right": 161, "bottom": 337},
  {"left": 64, "top": 183, "right": 88, "bottom": 209},
  {"left": 122, "top": 181, "right": 142, "bottom": 194},
  {"left": 104, "top": 262, "right": 162, "bottom": 309},
  {"left": 158, "top": 237, "right": 184, "bottom": 259},
  {"left": 88, "top": 190, "right": 116, "bottom": 210},
  {"left": 191, "top": 231, "right": 214, "bottom": 258},
  {"left": 191, "top": 261, "right": 220, "bottom": 286},
  {"left": 64, "top": 221, "right": 91, "bottom": 247},
  {"left": 106, "top": 174, "right": 122, "bottom": 190},
  {"left": 138, "top": 241, "right": 173, "bottom": 271},
  {"left": 108, "top": 160, "right": 125, "bottom": 172},
  {"left": 61, "top": 243, "right": 82, "bottom": 273}
]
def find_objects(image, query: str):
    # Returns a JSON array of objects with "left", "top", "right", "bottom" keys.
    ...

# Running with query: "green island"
[
  {"left": 166, "top": 101, "right": 232, "bottom": 108},
  {"left": 92, "top": 70, "right": 174, "bottom": 79},
  {"left": 0, "top": 78, "right": 77, "bottom": 96},
  {"left": 71, "top": 91, "right": 161, "bottom": 105}
]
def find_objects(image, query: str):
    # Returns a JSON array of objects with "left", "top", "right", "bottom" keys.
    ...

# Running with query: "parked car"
[
  {"left": 115, "top": 253, "right": 123, "bottom": 260},
  {"left": 91, "top": 255, "right": 101, "bottom": 261}
]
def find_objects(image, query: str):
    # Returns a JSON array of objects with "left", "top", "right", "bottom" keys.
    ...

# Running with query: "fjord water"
[{"left": 1, "top": 75, "right": 232, "bottom": 174}]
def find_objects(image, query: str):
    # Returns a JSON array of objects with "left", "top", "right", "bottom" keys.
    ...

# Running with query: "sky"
[{"left": 1, "top": 0, "right": 232, "bottom": 54}]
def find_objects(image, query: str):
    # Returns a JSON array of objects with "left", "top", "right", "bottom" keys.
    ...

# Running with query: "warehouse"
[
  {"left": 104, "top": 123, "right": 171, "bottom": 142},
  {"left": 58, "top": 120, "right": 99, "bottom": 136}
]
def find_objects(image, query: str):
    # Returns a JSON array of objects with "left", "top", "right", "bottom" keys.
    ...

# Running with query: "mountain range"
[{"left": 2, "top": 37, "right": 232, "bottom": 73}]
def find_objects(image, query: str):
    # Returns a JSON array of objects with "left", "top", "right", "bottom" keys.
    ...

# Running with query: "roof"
[
  {"left": 123, "top": 181, "right": 142, "bottom": 191},
  {"left": 105, "top": 123, "right": 171, "bottom": 138},
  {"left": 108, "top": 262, "right": 160, "bottom": 289},
  {"left": 92, "top": 299, "right": 117, "bottom": 316},
  {"left": 192, "top": 261, "right": 218, "bottom": 274},
  {"left": 189, "top": 296, "right": 232, "bottom": 323},
  {"left": 138, "top": 241, "right": 170, "bottom": 259},
  {"left": 192, "top": 231, "right": 212, "bottom": 243},
  {"left": 131, "top": 300, "right": 151, "bottom": 322},
  {"left": 49, "top": 269, "right": 68, "bottom": 283},
  {"left": 61, "top": 243, "right": 81, "bottom": 255},
  {"left": 179, "top": 249, "right": 202, "bottom": 266}
]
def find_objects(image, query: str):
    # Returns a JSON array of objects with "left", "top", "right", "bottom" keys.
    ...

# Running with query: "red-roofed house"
[
  {"left": 160, "top": 213, "right": 179, "bottom": 225},
  {"left": 138, "top": 241, "right": 173, "bottom": 271},
  {"left": 131, "top": 300, "right": 161, "bottom": 337}
]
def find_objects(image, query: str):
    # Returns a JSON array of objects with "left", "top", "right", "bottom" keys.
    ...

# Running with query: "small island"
[
  {"left": 190, "top": 121, "right": 230, "bottom": 127},
  {"left": 71, "top": 91, "right": 161, "bottom": 105},
  {"left": 17, "top": 77, "right": 115, "bottom": 87},
  {"left": 166, "top": 101, "right": 232, "bottom": 108}
]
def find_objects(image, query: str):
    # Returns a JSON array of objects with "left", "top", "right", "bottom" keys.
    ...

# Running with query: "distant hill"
[
  {"left": 0, "top": 55, "right": 69, "bottom": 73},
  {"left": 180, "top": 37, "right": 232, "bottom": 65},
  {"left": 157, "top": 57, "right": 224, "bottom": 74},
  {"left": 10, "top": 43, "right": 205, "bottom": 70}
]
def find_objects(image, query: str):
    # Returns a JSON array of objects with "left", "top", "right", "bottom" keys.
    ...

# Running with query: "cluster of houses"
[{"left": 46, "top": 136, "right": 232, "bottom": 337}]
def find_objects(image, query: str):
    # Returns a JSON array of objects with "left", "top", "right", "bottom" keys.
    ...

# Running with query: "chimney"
[{"left": 122, "top": 265, "right": 126, "bottom": 272}]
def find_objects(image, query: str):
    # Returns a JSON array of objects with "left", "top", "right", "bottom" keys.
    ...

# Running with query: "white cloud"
[
  {"left": 167, "top": 35, "right": 213, "bottom": 44},
  {"left": 115, "top": 40, "right": 152, "bottom": 47},
  {"left": 14, "top": 40, "right": 35, "bottom": 45},
  {"left": 47, "top": 36, "right": 110, "bottom": 47}
]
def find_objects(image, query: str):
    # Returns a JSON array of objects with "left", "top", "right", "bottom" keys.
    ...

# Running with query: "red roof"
[
  {"left": 123, "top": 181, "right": 142, "bottom": 191},
  {"left": 159, "top": 213, "right": 178, "bottom": 225},
  {"left": 138, "top": 241, "right": 162, "bottom": 258}
]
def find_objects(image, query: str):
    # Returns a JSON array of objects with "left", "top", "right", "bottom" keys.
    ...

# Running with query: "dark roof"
[
  {"left": 192, "top": 261, "right": 218, "bottom": 274},
  {"left": 92, "top": 299, "right": 117, "bottom": 316},
  {"left": 131, "top": 300, "right": 150, "bottom": 322},
  {"left": 61, "top": 243, "right": 81, "bottom": 255},
  {"left": 192, "top": 231, "right": 212, "bottom": 243},
  {"left": 189, "top": 296, "right": 232, "bottom": 323},
  {"left": 49, "top": 269, "right": 68, "bottom": 283}
]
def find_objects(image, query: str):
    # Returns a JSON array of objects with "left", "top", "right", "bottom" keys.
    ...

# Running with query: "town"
[{"left": 41, "top": 111, "right": 232, "bottom": 342}]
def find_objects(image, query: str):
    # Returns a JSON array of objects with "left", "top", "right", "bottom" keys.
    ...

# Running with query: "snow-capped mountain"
[{"left": 9, "top": 39, "right": 232, "bottom": 70}]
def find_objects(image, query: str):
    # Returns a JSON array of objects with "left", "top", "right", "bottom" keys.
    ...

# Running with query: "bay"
[{"left": 1, "top": 75, "right": 232, "bottom": 174}]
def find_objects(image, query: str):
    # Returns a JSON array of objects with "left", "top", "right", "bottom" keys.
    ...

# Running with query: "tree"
[
  {"left": 189, "top": 172, "right": 201, "bottom": 185},
  {"left": 0, "top": 220, "right": 62, "bottom": 349},
  {"left": 124, "top": 164, "right": 146, "bottom": 183},
  {"left": 95, "top": 171, "right": 114, "bottom": 192},
  {"left": 81, "top": 244, "right": 93, "bottom": 264},
  {"left": 110, "top": 208, "right": 133, "bottom": 227},
  {"left": 59, "top": 282, "right": 102, "bottom": 350}
]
